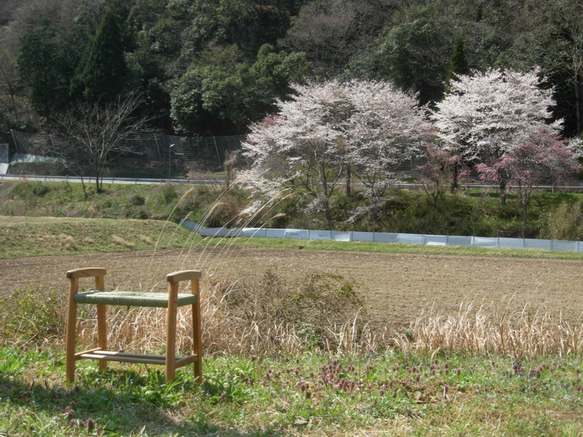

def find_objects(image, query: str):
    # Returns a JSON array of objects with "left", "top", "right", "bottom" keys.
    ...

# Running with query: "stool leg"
[
  {"left": 95, "top": 275, "right": 107, "bottom": 372},
  {"left": 191, "top": 278, "right": 202, "bottom": 383},
  {"left": 65, "top": 277, "right": 79, "bottom": 383},
  {"left": 166, "top": 280, "right": 179, "bottom": 382},
  {"left": 96, "top": 305, "right": 107, "bottom": 372}
]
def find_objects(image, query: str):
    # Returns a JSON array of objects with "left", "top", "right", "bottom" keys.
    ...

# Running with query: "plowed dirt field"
[{"left": 1, "top": 246, "right": 582, "bottom": 330}]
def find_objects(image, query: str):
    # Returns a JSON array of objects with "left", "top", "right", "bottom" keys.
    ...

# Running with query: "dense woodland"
[{"left": 1, "top": 0, "right": 582, "bottom": 142}]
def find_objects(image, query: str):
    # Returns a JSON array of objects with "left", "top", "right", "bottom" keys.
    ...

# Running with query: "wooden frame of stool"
[{"left": 65, "top": 267, "right": 202, "bottom": 383}]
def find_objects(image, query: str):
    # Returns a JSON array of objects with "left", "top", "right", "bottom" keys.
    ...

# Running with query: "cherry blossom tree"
[
  {"left": 476, "top": 131, "right": 580, "bottom": 237},
  {"left": 243, "top": 81, "right": 351, "bottom": 228},
  {"left": 242, "top": 80, "right": 432, "bottom": 228},
  {"left": 433, "top": 68, "right": 562, "bottom": 200},
  {"left": 346, "top": 80, "right": 432, "bottom": 220},
  {"left": 417, "top": 143, "right": 463, "bottom": 206}
]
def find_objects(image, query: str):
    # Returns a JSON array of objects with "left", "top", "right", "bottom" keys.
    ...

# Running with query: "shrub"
[
  {"left": 121, "top": 205, "right": 149, "bottom": 219},
  {"left": 146, "top": 183, "right": 182, "bottom": 218},
  {"left": 1, "top": 289, "right": 65, "bottom": 346},
  {"left": 129, "top": 194, "right": 146, "bottom": 206},
  {"left": 539, "top": 199, "right": 583, "bottom": 241},
  {"left": 217, "top": 270, "right": 364, "bottom": 350}
]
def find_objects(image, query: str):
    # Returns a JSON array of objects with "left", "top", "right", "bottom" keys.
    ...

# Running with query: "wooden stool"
[{"left": 65, "top": 267, "right": 202, "bottom": 383}]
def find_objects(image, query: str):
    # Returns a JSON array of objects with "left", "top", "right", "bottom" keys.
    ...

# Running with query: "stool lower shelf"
[{"left": 75, "top": 348, "right": 199, "bottom": 367}]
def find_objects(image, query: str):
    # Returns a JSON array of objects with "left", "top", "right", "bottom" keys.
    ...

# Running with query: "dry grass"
[
  {"left": 110, "top": 235, "right": 135, "bottom": 248},
  {"left": 71, "top": 273, "right": 583, "bottom": 360},
  {"left": 32, "top": 233, "right": 79, "bottom": 251},
  {"left": 74, "top": 271, "right": 362, "bottom": 356},
  {"left": 393, "top": 302, "right": 583, "bottom": 358},
  {"left": 138, "top": 235, "right": 154, "bottom": 245}
]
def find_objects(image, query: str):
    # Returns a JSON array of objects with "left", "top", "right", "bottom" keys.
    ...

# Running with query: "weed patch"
[{"left": 216, "top": 270, "right": 363, "bottom": 351}]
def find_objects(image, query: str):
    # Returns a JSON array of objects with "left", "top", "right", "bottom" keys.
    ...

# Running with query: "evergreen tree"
[
  {"left": 70, "top": 9, "right": 128, "bottom": 102},
  {"left": 18, "top": 29, "right": 68, "bottom": 118},
  {"left": 377, "top": 17, "right": 450, "bottom": 105},
  {"left": 17, "top": 19, "right": 85, "bottom": 120},
  {"left": 445, "top": 35, "right": 470, "bottom": 89}
]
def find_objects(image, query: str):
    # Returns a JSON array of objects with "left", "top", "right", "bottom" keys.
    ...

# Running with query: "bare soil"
[{"left": 1, "top": 247, "right": 582, "bottom": 330}]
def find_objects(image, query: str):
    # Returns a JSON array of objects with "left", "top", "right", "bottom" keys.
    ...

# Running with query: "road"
[{"left": 2, "top": 173, "right": 583, "bottom": 192}]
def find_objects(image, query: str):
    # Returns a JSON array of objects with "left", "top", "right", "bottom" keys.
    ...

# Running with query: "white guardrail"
[
  {"left": 180, "top": 219, "right": 583, "bottom": 253},
  {"left": 0, "top": 174, "right": 222, "bottom": 185}
]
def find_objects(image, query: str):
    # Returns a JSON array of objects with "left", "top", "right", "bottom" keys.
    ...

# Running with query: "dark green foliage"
[
  {"left": 186, "top": 0, "right": 297, "bottom": 57},
  {"left": 17, "top": 23, "right": 84, "bottom": 118},
  {"left": 70, "top": 9, "right": 129, "bottom": 102},
  {"left": 445, "top": 34, "right": 471, "bottom": 88},
  {"left": 248, "top": 44, "right": 311, "bottom": 109},
  {"left": 170, "top": 65, "right": 228, "bottom": 135},
  {"left": 377, "top": 16, "right": 450, "bottom": 104},
  {"left": 3, "top": 0, "right": 583, "bottom": 138},
  {"left": 170, "top": 44, "right": 311, "bottom": 135}
]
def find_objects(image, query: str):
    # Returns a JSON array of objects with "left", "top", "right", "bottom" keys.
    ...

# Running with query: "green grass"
[
  {"left": 4, "top": 214, "right": 583, "bottom": 261},
  {"left": 1, "top": 344, "right": 582, "bottom": 436},
  {"left": 226, "top": 235, "right": 583, "bottom": 260},
  {"left": 0, "top": 180, "right": 249, "bottom": 225}
]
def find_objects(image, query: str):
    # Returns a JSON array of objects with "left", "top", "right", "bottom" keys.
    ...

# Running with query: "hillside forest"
[{"left": 1, "top": 0, "right": 583, "bottom": 141}]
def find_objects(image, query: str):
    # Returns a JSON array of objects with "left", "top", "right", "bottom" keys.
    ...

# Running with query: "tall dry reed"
[
  {"left": 72, "top": 273, "right": 583, "bottom": 359},
  {"left": 391, "top": 302, "right": 583, "bottom": 358}
]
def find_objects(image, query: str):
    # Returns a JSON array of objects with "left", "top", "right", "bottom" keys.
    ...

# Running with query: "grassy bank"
[
  {"left": 0, "top": 180, "right": 245, "bottom": 225},
  {"left": 0, "top": 216, "right": 195, "bottom": 258},
  {"left": 4, "top": 215, "right": 583, "bottom": 261},
  {"left": 3, "top": 180, "right": 583, "bottom": 239}
]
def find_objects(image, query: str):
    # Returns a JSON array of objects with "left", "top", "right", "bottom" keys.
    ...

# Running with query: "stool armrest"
[
  {"left": 67, "top": 267, "right": 107, "bottom": 279},
  {"left": 166, "top": 270, "right": 202, "bottom": 282}
]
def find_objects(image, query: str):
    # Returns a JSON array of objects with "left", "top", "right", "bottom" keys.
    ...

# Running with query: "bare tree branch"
[{"left": 49, "top": 91, "right": 148, "bottom": 192}]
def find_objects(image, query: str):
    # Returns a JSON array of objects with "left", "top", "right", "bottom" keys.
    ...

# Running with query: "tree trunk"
[
  {"left": 575, "top": 75, "right": 582, "bottom": 136},
  {"left": 95, "top": 163, "right": 102, "bottom": 193},
  {"left": 499, "top": 179, "right": 507, "bottom": 205},
  {"left": 450, "top": 162, "right": 459, "bottom": 194},
  {"left": 319, "top": 162, "right": 328, "bottom": 197},
  {"left": 319, "top": 162, "right": 333, "bottom": 229},
  {"left": 345, "top": 166, "right": 351, "bottom": 195},
  {"left": 80, "top": 177, "right": 88, "bottom": 199},
  {"left": 521, "top": 191, "right": 530, "bottom": 239}
]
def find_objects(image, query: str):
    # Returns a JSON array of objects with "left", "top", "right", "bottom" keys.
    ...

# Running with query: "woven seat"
[
  {"left": 74, "top": 290, "right": 197, "bottom": 307},
  {"left": 65, "top": 267, "right": 202, "bottom": 383}
]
